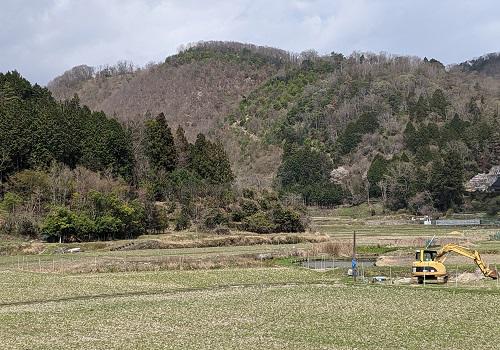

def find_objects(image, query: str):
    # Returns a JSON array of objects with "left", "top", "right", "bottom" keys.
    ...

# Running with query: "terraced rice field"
[
  {"left": 310, "top": 216, "right": 498, "bottom": 249},
  {"left": 1, "top": 268, "right": 499, "bottom": 349}
]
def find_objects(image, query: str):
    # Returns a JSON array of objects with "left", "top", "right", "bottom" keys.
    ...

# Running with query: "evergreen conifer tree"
[
  {"left": 429, "top": 151, "right": 464, "bottom": 211},
  {"left": 174, "top": 126, "right": 191, "bottom": 168},
  {"left": 143, "top": 113, "right": 177, "bottom": 173}
]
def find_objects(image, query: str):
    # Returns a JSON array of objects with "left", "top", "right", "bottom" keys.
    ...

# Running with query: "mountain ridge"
[{"left": 48, "top": 42, "right": 500, "bottom": 206}]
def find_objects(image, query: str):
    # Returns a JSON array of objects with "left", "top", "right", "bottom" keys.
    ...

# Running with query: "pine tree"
[
  {"left": 211, "top": 141, "right": 234, "bottom": 184},
  {"left": 414, "top": 94, "right": 429, "bottom": 120},
  {"left": 429, "top": 151, "right": 464, "bottom": 211},
  {"left": 174, "top": 126, "right": 191, "bottom": 168},
  {"left": 190, "top": 134, "right": 233, "bottom": 184},
  {"left": 367, "top": 154, "right": 389, "bottom": 197},
  {"left": 143, "top": 113, "right": 177, "bottom": 173},
  {"left": 403, "top": 122, "right": 418, "bottom": 153},
  {"left": 467, "top": 97, "right": 481, "bottom": 119},
  {"left": 429, "top": 89, "right": 448, "bottom": 117}
]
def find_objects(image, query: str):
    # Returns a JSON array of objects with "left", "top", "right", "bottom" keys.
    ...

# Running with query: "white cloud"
[{"left": 0, "top": 0, "right": 499, "bottom": 85}]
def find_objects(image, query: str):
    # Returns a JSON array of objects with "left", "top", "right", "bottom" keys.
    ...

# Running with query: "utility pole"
[{"left": 352, "top": 230, "right": 357, "bottom": 282}]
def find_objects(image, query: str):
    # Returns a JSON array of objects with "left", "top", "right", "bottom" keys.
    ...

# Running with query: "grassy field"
[
  {"left": 1, "top": 214, "right": 499, "bottom": 349},
  {"left": 0, "top": 268, "right": 499, "bottom": 350}
]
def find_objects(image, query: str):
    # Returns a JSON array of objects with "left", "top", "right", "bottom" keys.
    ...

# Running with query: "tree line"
[{"left": 0, "top": 71, "right": 306, "bottom": 241}]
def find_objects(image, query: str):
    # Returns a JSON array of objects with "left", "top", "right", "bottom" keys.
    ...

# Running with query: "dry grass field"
[
  {"left": 1, "top": 213, "right": 499, "bottom": 349},
  {"left": 0, "top": 268, "right": 499, "bottom": 350}
]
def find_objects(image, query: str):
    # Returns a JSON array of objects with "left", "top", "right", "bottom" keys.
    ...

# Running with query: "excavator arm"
[{"left": 435, "top": 244, "right": 498, "bottom": 279}]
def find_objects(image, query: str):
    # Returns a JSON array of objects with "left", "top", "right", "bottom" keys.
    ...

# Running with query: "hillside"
[
  {"left": 49, "top": 42, "right": 294, "bottom": 187},
  {"left": 48, "top": 42, "right": 291, "bottom": 139},
  {"left": 458, "top": 52, "right": 500, "bottom": 77},
  {"left": 48, "top": 41, "right": 500, "bottom": 213}
]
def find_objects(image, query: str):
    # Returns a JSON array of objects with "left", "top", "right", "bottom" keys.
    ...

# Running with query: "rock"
[
  {"left": 66, "top": 247, "right": 81, "bottom": 253},
  {"left": 393, "top": 277, "right": 412, "bottom": 285},
  {"left": 256, "top": 253, "right": 273, "bottom": 260}
]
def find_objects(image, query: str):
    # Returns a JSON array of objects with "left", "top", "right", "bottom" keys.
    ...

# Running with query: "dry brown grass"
[
  {"left": 115, "top": 233, "right": 330, "bottom": 251},
  {"left": 17, "top": 252, "right": 294, "bottom": 274}
]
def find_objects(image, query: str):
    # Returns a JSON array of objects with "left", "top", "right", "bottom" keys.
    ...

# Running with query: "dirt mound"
[{"left": 455, "top": 271, "right": 484, "bottom": 283}]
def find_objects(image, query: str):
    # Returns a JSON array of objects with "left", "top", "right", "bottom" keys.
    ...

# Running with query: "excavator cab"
[
  {"left": 416, "top": 249, "right": 437, "bottom": 262},
  {"left": 412, "top": 249, "right": 448, "bottom": 284}
]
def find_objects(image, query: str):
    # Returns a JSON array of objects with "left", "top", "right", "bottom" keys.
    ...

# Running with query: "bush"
[
  {"left": 39, "top": 191, "right": 145, "bottom": 242},
  {"left": 203, "top": 208, "right": 229, "bottom": 229},
  {"left": 0, "top": 192, "right": 23, "bottom": 212},
  {"left": 41, "top": 207, "right": 84, "bottom": 242},
  {"left": 242, "top": 211, "right": 277, "bottom": 234},
  {"left": 229, "top": 204, "right": 245, "bottom": 222},
  {"left": 242, "top": 188, "right": 256, "bottom": 199},
  {"left": 239, "top": 198, "right": 260, "bottom": 217},
  {"left": 175, "top": 206, "right": 191, "bottom": 230},
  {"left": 271, "top": 207, "right": 304, "bottom": 232},
  {"left": 486, "top": 196, "right": 500, "bottom": 216},
  {"left": 15, "top": 216, "right": 39, "bottom": 237},
  {"left": 257, "top": 190, "right": 281, "bottom": 210}
]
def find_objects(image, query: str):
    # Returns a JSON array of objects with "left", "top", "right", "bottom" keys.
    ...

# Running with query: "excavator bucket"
[{"left": 488, "top": 268, "right": 498, "bottom": 280}]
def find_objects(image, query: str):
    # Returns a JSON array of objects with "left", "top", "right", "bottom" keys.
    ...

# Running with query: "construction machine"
[{"left": 411, "top": 243, "right": 498, "bottom": 284}]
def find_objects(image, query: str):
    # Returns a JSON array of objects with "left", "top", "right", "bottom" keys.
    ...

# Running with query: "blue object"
[{"left": 351, "top": 258, "right": 357, "bottom": 269}]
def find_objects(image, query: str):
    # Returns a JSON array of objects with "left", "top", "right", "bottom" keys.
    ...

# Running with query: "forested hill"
[
  {"left": 48, "top": 41, "right": 500, "bottom": 214},
  {"left": 459, "top": 53, "right": 500, "bottom": 77},
  {"left": 48, "top": 42, "right": 289, "bottom": 140}
]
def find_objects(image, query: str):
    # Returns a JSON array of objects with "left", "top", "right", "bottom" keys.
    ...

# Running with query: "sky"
[{"left": 1, "top": 0, "right": 499, "bottom": 85}]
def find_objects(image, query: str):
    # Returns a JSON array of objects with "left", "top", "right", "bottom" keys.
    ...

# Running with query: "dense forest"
[
  {"left": 0, "top": 71, "right": 305, "bottom": 241},
  {"left": 49, "top": 42, "right": 500, "bottom": 214},
  {"left": 1, "top": 42, "right": 499, "bottom": 241}
]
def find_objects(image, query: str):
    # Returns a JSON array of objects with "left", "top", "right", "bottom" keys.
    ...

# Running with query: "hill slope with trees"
[
  {"left": 1, "top": 70, "right": 307, "bottom": 241},
  {"left": 48, "top": 42, "right": 500, "bottom": 216}
]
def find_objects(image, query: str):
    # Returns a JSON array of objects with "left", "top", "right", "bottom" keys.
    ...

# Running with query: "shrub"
[
  {"left": 239, "top": 198, "right": 260, "bottom": 217},
  {"left": 175, "top": 206, "right": 191, "bottom": 230},
  {"left": 11, "top": 215, "right": 39, "bottom": 237},
  {"left": 271, "top": 207, "right": 305, "bottom": 232},
  {"left": 41, "top": 207, "right": 81, "bottom": 242},
  {"left": 257, "top": 190, "right": 280, "bottom": 210},
  {"left": 147, "top": 205, "right": 169, "bottom": 234},
  {"left": 0, "top": 192, "right": 23, "bottom": 212},
  {"left": 242, "top": 211, "right": 277, "bottom": 234},
  {"left": 486, "top": 196, "right": 500, "bottom": 216},
  {"left": 203, "top": 208, "right": 229, "bottom": 229},
  {"left": 242, "top": 188, "right": 256, "bottom": 199},
  {"left": 229, "top": 204, "right": 245, "bottom": 222}
]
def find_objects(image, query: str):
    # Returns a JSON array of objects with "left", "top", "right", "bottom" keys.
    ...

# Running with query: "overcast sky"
[{"left": 1, "top": 0, "right": 499, "bottom": 85}]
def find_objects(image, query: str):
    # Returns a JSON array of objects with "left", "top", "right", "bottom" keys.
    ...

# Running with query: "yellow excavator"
[{"left": 411, "top": 243, "right": 498, "bottom": 284}]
